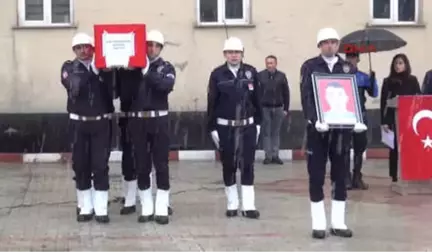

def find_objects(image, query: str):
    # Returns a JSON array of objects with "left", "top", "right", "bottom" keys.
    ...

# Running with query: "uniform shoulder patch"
[
  {"left": 342, "top": 64, "right": 351, "bottom": 73},
  {"left": 157, "top": 65, "right": 164, "bottom": 73},
  {"left": 245, "top": 70, "right": 252, "bottom": 79},
  {"left": 62, "top": 71, "right": 68, "bottom": 79}
]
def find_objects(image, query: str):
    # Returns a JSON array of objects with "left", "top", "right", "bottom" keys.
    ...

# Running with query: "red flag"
[
  {"left": 93, "top": 24, "right": 147, "bottom": 69},
  {"left": 398, "top": 95, "right": 432, "bottom": 180}
]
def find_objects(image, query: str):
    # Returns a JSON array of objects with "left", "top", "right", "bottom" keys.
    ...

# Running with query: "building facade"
[{"left": 0, "top": 0, "right": 429, "bottom": 152}]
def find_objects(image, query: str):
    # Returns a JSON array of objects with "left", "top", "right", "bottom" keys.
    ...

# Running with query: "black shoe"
[
  {"left": 392, "top": 176, "right": 398, "bottom": 182},
  {"left": 120, "top": 205, "right": 136, "bottom": 215},
  {"left": 154, "top": 215, "right": 169, "bottom": 225},
  {"left": 241, "top": 210, "right": 260, "bottom": 219},
  {"left": 352, "top": 173, "right": 369, "bottom": 190},
  {"left": 138, "top": 215, "right": 154, "bottom": 223},
  {"left": 76, "top": 209, "right": 94, "bottom": 222},
  {"left": 95, "top": 215, "right": 110, "bottom": 223},
  {"left": 263, "top": 158, "right": 272, "bottom": 165},
  {"left": 312, "top": 230, "right": 326, "bottom": 239},
  {"left": 272, "top": 157, "right": 284, "bottom": 165},
  {"left": 346, "top": 172, "right": 352, "bottom": 190},
  {"left": 330, "top": 228, "right": 353, "bottom": 238},
  {"left": 168, "top": 206, "right": 173, "bottom": 216},
  {"left": 225, "top": 210, "right": 238, "bottom": 217},
  {"left": 77, "top": 214, "right": 93, "bottom": 222}
]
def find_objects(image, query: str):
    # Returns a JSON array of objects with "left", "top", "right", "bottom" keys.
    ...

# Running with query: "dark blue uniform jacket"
[
  {"left": 300, "top": 55, "right": 356, "bottom": 123},
  {"left": 116, "top": 57, "right": 176, "bottom": 112},
  {"left": 60, "top": 59, "right": 114, "bottom": 116},
  {"left": 207, "top": 62, "right": 262, "bottom": 132}
]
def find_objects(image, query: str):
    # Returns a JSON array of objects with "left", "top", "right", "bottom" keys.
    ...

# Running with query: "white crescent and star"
[{"left": 412, "top": 109, "right": 432, "bottom": 149}]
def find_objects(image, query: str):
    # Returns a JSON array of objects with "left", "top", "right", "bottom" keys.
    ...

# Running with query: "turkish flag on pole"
[{"left": 398, "top": 95, "right": 432, "bottom": 180}]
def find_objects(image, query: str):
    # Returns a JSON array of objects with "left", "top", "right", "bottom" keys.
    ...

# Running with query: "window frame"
[
  {"left": 369, "top": 0, "right": 419, "bottom": 25},
  {"left": 196, "top": 0, "right": 251, "bottom": 26},
  {"left": 17, "top": 0, "right": 74, "bottom": 27}
]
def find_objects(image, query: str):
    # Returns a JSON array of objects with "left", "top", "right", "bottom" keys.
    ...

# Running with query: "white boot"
[
  {"left": 76, "top": 189, "right": 83, "bottom": 210},
  {"left": 241, "top": 185, "right": 259, "bottom": 219},
  {"left": 311, "top": 201, "right": 326, "bottom": 230},
  {"left": 241, "top": 185, "right": 256, "bottom": 211},
  {"left": 154, "top": 189, "right": 169, "bottom": 224},
  {"left": 330, "top": 200, "right": 353, "bottom": 237},
  {"left": 155, "top": 189, "right": 169, "bottom": 216},
  {"left": 80, "top": 189, "right": 93, "bottom": 215},
  {"left": 138, "top": 188, "right": 154, "bottom": 216},
  {"left": 122, "top": 180, "right": 128, "bottom": 199},
  {"left": 124, "top": 180, "right": 137, "bottom": 207},
  {"left": 331, "top": 200, "right": 347, "bottom": 230},
  {"left": 225, "top": 185, "right": 239, "bottom": 210},
  {"left": 94, "top": 190, "right": 109, "bottom": 216}
]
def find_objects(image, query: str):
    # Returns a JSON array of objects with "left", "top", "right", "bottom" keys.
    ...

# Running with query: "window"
[
  {"left": 370, "top": 0, "right": 419, "bottom": 25},
  {"left": 197, "top": 0, "right": 250, "bottom": 26},
  {"left": 18, "top": 0, "right": 73, "bottom": 27}
]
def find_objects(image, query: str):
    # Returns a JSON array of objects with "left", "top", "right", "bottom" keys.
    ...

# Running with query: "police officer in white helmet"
[
  {"left": 207, "top": 37, "right": 262, "bottom": 219},
  {"left": 61, "top": 32, "right": 115, "bottom": 223},
  {"left": 300, "top": 27, "right": 367, "bottom": 239},
  {"left": 119, "top": 29, "right": 175, "bottom": 225}
]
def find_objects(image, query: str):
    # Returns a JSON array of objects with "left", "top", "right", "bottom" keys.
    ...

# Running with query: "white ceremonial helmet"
[
  {"left": 147, "top": 29, "right": 165, "bottom": 45},
  {"left": 316, "top": 27, "right": 340, "bottom": 46},
  {"left": 223, "top": 37, "right": 244, "bottom": 52},
  {"left": 72, "top": 32, "right": 94, "bottom": 47}
]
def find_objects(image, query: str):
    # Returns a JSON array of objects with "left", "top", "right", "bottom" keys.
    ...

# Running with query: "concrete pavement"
[{"left": 0, "top": 160, "right": 430, "bottom": 250}]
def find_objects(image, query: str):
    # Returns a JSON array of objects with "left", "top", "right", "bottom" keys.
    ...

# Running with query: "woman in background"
[{"left": 380, "top": 53, "right": 421, "bottom": 182}]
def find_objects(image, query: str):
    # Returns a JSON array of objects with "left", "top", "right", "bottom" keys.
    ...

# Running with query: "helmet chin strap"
[
  {"left": 228, "top": 62, "right": 240, "bottom": 67},
  {"left": 321, "top": 53, "right": 337, "bottom": 60},
  {"left": 149, "top": 55, "right": 160, "bottom": 63}
]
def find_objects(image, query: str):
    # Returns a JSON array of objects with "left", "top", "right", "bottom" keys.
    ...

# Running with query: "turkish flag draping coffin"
[
  {"left": 93, "top": 24, "right": 147, "bottom": 69},
  {"left": 398, "top": 95, "right": 432, "bottom": 180}
]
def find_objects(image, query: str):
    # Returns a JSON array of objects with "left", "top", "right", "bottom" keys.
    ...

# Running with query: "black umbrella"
[{"left": 339, "top": 28, "right": 407, "bottom": 69}]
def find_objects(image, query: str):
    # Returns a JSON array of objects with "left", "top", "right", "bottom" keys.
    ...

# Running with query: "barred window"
[
  {"left": 19, "top": 0, "right": 73, "bottom": 27},
  {"left": 371, "top": 0, "right": 418, "bottom": 25},
  {"left": 197, "top": 0, "right": 250, "bottom": 26}
]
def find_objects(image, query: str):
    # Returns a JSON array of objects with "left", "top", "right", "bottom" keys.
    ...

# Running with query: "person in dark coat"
[
  {"left": 421, "top": 66, "right": 432, "bottom": 94},
  {"left": 258, "top": 55, "right": 290, "bottom": 165},
  {"left": 344, "top": 52, "right": 378, "bottom": 190},
  {"left": 300, "top": 27, "right": 367, "bottom": 240},
  {"left": 61, "top": 33, "right": 115, "bottom": 223},
  {"left": 380, "top": 53, "right": 421, "bottom": 182},
  {"left": 207, "top": 36, "right": 262, "bottom": 219}
]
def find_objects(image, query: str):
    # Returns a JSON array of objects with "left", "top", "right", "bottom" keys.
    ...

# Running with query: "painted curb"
[{"left": 0, "top": 149, "right": 390, "bottom": 163}]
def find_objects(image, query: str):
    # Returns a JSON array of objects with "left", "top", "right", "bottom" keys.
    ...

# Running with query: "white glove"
[
  {"left": 315, "top": 121, "right": 329, "bottom": 132},
  {"left": 90, "top": 57, "right": 99, "bottom": 75},
  {"left": 353, "top": 123, "right": 367, "bottom": 133},
  {"left": 256, "top": 125, "right": 261, "bottom": 144},
  {"left": 211, "top": 130, "right": 220, "bottom": 149},
  {"left": 141, "top": 55, "right": 150, "bottom": 75}
]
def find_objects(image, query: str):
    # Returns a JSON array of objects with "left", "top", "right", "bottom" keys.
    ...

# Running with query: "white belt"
[
  {"left": 216, "top": 117, "right": 254, "bottom": 126},
  {"left": 69, "top": 113, "right": 112, "bottom": 121},
  {"left": 129, "top": 110, "right": 168, "bottom": 118}
]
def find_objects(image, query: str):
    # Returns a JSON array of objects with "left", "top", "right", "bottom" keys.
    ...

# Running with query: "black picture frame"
[{"left": 311, "top": 73, "right": 364, "bottom": 128}]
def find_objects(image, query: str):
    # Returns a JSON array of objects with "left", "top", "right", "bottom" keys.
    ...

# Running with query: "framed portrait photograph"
[{"left": 312, "top": 73, "right": 363, "bottom": 128}]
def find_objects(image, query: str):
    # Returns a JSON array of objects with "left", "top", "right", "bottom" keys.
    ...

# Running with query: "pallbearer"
[
  {"left": 124, "top": 30, "right": 176, "bottom": 224},
  {"left": 61, "top": 33, "right": 114, "bottom": 223}
]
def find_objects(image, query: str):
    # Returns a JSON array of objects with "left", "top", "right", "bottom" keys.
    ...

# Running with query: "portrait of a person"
[{"left": 322, "top": 81, "right": 357, "bottom": 124}]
